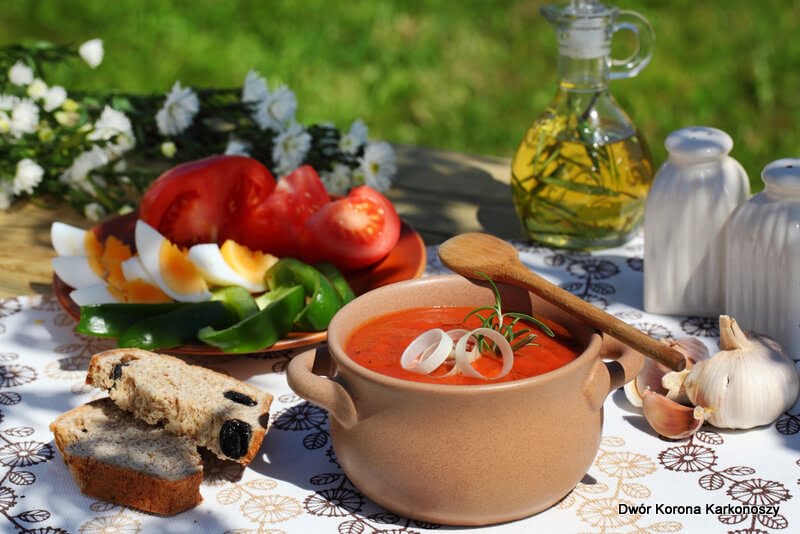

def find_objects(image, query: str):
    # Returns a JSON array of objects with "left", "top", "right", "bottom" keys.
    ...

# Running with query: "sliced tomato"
[
  {"left": 304, "top": 186, "right": 401, "bottom": 271},
  {"left": 140, "top": 155, "right": 276, "bottom": 247},
  {"left": 240, "top": 165, "right": 329, "bottom": 256}
]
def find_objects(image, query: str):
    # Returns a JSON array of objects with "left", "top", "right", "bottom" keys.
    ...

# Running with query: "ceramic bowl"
[{"left": 287, "top": 275, "right": 643, "bottom": 526}]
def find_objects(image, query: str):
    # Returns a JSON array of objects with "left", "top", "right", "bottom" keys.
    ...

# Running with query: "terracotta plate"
[{"left": 53, "top": 211, "right": 427, "bottom": 354}]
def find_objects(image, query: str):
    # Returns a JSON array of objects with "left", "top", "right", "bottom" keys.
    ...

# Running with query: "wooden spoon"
[{"left": 438, "top": 233, "right": 686, "bottom": 372}]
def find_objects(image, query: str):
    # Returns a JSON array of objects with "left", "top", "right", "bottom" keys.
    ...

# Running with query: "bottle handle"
[{"left": 609, "top": 10, "right": 654, "bottom": 81}]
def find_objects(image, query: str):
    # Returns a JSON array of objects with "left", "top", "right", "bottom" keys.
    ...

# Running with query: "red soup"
[{"left": 345, "top": 306, "right": 581, "bottom": 385}]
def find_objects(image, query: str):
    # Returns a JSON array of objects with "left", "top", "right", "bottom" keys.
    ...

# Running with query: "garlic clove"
[
  {"left": 623, "top": 337, "right": 708, "bottom": 408},
  {"left": 662, "top": 368, "right": 691, "bottom": 402},
  {"left": 623, "top": 380, "right": 644, "bottom": 408},
  {"left": 670, "top": 337, "right": 710, "bottom": 367},
  {"left": 642, "top": 389, "right": 705, "bottom": 439}
]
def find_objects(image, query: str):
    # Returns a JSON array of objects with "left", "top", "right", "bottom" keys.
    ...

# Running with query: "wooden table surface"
[{"left": 0, "top": 145, "right": 521, "bottom": 298}]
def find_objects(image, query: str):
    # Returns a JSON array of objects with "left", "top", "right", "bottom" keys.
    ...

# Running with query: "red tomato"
[
  {"left": 140, "top": 155, "right": 276, "bottom": 247},
  {"left": 241, "top": 165, "right": 330, "bottom": 256},
  {"left": 304, "top": 186, "right": 401, "bottom": 271}
]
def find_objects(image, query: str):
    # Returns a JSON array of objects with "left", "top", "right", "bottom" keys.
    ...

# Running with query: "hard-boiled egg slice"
[
  {"left": 188, "top": 240, "right": 276, "bottom": 292},
  {"left": 70, "top": 284, "right": 120, "bottom": 306},
  {"left": 51, "top": 222, "right": 102, "bottom": 257},
  {"left": 52, "top": 256, "right": 105, "bottom": 289},
  {"left": 135, "top": 220, "right": 211, "bottom": 302}
]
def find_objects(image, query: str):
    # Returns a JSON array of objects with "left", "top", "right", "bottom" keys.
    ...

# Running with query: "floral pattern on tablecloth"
[{"left": 0, "top": 234, "right": 797, "bottom": 533}]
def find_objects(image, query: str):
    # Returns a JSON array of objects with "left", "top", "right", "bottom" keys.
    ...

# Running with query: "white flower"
[
  {"left": 272, "top": 121, "right": 311, "bottom": 176},
  {"left": 320, "top": 163, "right": 353, "bottom": 195},
  {"left": 88, "top": 105, "right": 135, "bottom": 154},
  {"left": 9, "top": 99, "right": 39, "bottom": 138},
  {"left": 0, "top": 112, "right": 9, "bottom": 134},
  {"left": 339, "top": 119, "right": 368, "bottom": 155},
  {"left": 60, "top": 146, "right": 109, "bottom": 194},
  {"left": 156, "top": 81, "right": 200, "bottom": 136},
  {"left": 83, "top": 202, "right": 106, "bottom": 222},
  {"left": 160, "top": 141, "right": 177, "bottom": 158},
  {"left": 359, "top": 141, "right": 396, "bottom": 191},
  {"left": 0, "top": 94, "right": 19, "bottom": 111},
  {"left": 224, "top": 137, "right": 251, "bottom": 157},
  {"left": 242, "top": 70, "right": 268, "bottom": 104},
  {"left": 8, "top": 61, "right": 33, "bottom": 86},
  {"left": 26, "top": 79, "right": 48, "bottom": 100},
  {"left": 79, "top": 39, "right": 104, "bottom": 69},
  {"left": 43, "top": 86, "right": 67, "bottom": 112},
  {"left": 253, "top": 85, "right": 296, "bottom": 131},
  {"left": 12, "top": 159, "right": 44, "bottom": 196},
  {"left": 0, "top": 181, "right": 13, "bottom": 209}
]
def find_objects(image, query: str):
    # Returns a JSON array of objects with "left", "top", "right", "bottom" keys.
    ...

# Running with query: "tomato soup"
[{"left": 345, "top": 306, "right": 580, "bottom": 385}]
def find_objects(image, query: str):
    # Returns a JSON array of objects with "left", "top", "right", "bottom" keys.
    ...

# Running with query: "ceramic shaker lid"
[
  {"left": 665, "top": 126, "right": 733, "bottom": 163},
  {"left": 762, "top": 158, "right": 800, "bottom": 191}
]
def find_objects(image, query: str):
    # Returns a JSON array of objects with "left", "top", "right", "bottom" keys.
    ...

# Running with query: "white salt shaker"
[
  {"left": 726, "top": 159, "right": 800, "bottom": 360},
  {"left": 644, "top": 126, "right": 749, "bottom": 315}
]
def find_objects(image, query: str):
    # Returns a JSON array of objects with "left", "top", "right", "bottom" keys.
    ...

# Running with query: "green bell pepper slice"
[
  {"left": 314, "top": 262, "right": 356, "bottom": 304},
  {"left": 197, "top": 285, "right": 304, "bottom": 353},
  {"left": 116, "top": 301, "right": 237, "bottom": 350},
  {"left": 211, "top": 286, "right": 259, "bottom": 321},
  {"left": 265, "top": 258, "right": 343, "bottom": 331},
  {"left": 76, "top": 303, "right": 188, "bottom": 338}
]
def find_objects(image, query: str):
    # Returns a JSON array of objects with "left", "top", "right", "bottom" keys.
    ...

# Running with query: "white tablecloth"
[{"left": 0, "top": 235, "right": 798, "bottom": 534}]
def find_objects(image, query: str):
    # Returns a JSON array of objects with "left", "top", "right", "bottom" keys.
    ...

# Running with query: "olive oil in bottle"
[{"left": 511, "top": 112, "right": 653, "bottom": 249}]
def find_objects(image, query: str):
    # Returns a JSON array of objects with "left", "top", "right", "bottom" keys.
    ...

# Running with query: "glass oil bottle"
[{"left": 511, "top": 0, "right": 655, "bottom": 249}]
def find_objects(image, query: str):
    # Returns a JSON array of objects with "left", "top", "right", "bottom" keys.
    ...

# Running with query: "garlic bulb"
[
  {"left": 624, "top": 337, "right": 708, "bottom": 408},
  {"left": 684, "top": 315, "right": 800, "bottom": 429}
]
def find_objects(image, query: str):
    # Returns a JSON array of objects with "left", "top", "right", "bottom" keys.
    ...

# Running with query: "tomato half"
[
  {"left": 304, "top": 186, "right": 401, "bottom": 271},
  {"left": 140, "top": 155, "right": 276, "bottom": 247},
  {"left": 240, "top": 165, "right": 330, "bottom": 256}
]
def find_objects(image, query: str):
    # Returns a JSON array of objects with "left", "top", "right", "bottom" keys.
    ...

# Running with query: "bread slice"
[
  {"left": 86, "top": 348, "right": 273, "bottom": 465},
  {"left": 50, "top": 398, "right": 202, "bottom": 515}
]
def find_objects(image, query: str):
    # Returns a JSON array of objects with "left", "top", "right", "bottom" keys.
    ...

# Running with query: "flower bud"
[{"left": 160, "top": 141, "right": 177, "bottom": 158}]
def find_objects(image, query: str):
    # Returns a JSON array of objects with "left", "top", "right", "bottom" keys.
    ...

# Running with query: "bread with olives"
[
  {"left": 86, "top": 348, "right": 272, "bottom": 465},
  {"left": 50, "top": 398, "right": 203, "bottom": 515}
]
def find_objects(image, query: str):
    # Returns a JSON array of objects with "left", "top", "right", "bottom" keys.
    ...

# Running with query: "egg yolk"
[
  {"left": 159, "top": 241, "right": 208, "bottom": 295},
  {"left": 101, "top": 236, "right": 133, "bottom": 289},
  {"left": 85, "top": 232, "right": 106, "bottom": 278},
  {"left": 220, "top": 240, "right": 278, "bottom": 285},
  {"left": 108, "top": 279, "right": 172, "bottom": 303}
]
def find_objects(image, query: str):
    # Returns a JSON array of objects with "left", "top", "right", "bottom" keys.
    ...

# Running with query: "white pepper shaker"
[
  {"left": 726, "top": 159, "right": 800, "bottom": 359},
  {"left": 644, "top": 126, "right": 749, "bottom": 315}
]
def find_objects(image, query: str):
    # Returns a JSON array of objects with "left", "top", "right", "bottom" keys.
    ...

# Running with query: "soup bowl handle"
[
  {"left": 583, "top": 334, "right": 645, "bottom": 412},
  {"left": 287, "top": 348, "right": 358, "bottom": 429}
]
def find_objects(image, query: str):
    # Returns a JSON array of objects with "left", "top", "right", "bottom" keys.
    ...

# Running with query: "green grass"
[{"left": 2, "top": 0, "right": 798, "bottom": 191}]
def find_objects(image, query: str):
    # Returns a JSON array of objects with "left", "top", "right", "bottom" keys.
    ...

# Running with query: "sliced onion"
[
  {"left": 400, "top": 329, "right": 454, "bottom": 375},
  {"left": 440, "top": 329, "right": 477, "bottom": 377},
  {"left": 454, "top": 327, "right": 514, "bottom": 379},
  {"left": 400, "top": 327, "right": 516, "bottom": 380},
  {"left": 445, "top": 329, "right": 478, "bottom": 362}
]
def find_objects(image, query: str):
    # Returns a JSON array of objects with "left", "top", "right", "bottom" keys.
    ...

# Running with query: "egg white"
[
  {"left": 134, "top": 220, "right": 211, "bottom": 302},
  {"left": 188, "top": 243, "right": 267, "bottom": 292},
  {"left": 51, "top": 222, "right": 89, "bottom": 256},
  {"left": 121, "top": 256, "right": 153, "bottom": 283},
  {"left": 70, "top": 284, "right": 120, "bottom": 305},
  {"left": 52, "top": 256, "right": 105, "bottom": 289}
]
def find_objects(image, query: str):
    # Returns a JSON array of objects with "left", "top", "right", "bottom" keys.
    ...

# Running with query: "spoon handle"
[{"left": 499, "top": 266, "right": 686, "bottom": 372}]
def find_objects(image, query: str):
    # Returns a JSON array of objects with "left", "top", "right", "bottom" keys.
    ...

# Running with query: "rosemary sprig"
[{"left": 463, "top": 272, "right": 555, "bottom": 353}]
